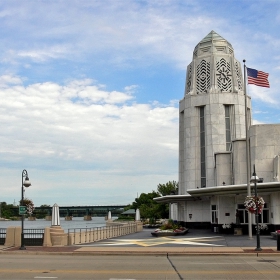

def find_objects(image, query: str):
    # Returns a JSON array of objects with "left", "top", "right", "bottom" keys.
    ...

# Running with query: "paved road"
[
  {"left": 1, "top": 228, "right": 279, "bottom": 255},
  {"left": 81, "top": 228, "right": 278, "bottom": 248},
  {"left": 1, "top": 254, "right": 280, "bottom": 279},
  {"left": 0, "top": 228, "right": 280, "bottom": 279}
]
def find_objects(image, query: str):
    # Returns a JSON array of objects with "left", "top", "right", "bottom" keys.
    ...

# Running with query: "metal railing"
[
  {"left": 23, "top": 229, "right": 44, "bottom": 246},
  {"left": 67, "top": 222, "right": 138, "bottom": 245},
  {"left": 0, "top": 228, "right": 6, "bottom": 245}
]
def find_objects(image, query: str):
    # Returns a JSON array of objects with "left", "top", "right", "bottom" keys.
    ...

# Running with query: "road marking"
[
  {"left": 34, "top": 277, "right": 58, "bottom": 279},
  {"left": 84, "top": 236, "right": 225, "bottom": 247}
]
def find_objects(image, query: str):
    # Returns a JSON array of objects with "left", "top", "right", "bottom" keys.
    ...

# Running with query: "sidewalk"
[{"left": 1, "top": 229, "right": 280, "bottom": 255}]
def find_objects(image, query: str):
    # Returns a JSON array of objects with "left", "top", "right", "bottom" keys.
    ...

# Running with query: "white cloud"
[
  {"left": 0, "top": 75, "right": 178, "bottom": 205},
  {"left": 17, "top": 45, "right": 70, "bottom": 62},
  {"left": 247, "top": 85, "right": 278, "bottom": 105},
  {"left": 0, "top": 75, "right": 23, "bottom": 86},
  {"left": 1, "top": 1, "right": 280, "bottom": 205},
  {"left": 0, "top": 1, "right": 224, "bottom": 68}
]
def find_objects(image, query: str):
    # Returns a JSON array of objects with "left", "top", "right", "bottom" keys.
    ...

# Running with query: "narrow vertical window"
[
  {"left": 225, "top": 105, "right": 231, "bottom": 151},
  {"left": 200, "top": 106, "right": 206, "bottom": 187},
  {"left": 211, "top": 205, "right": 218, "bottom": 223},
  {"left": 237, "top": 204, "right": 248, "bottom": 224}
]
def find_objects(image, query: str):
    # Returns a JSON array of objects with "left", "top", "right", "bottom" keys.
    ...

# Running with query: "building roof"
[
  {"left": 121, "top": 209, "right": 136, "bottom": 215},
  {"left": 187, "top": 182, "right": 280, "bottom": 196},
  {"left": 153, "top": 194, "right": 194, "bottom": 204},
  {"left": 200, "top": 30, "right": 227, "bottom": 44},
  {"left": 154, "top": 182, "right": 280, "bottom": 204},
  {"left": 194, "top": 30, "right": 233, "bottom": 52}
]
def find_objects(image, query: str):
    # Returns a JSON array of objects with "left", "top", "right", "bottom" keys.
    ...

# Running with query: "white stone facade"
[{"left": 155, "top": 31, "right": 280, "bottom": 232}]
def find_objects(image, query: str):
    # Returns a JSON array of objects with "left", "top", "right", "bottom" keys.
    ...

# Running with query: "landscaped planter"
[
  {"left": 271, "top": 230, "right": 280, "bottom": 239},
  {"left": 143, "top": 224, "right": 162, "bottom": 229},
  {"left": 151, "top": 228, "right": 189, "bottom": 237}
]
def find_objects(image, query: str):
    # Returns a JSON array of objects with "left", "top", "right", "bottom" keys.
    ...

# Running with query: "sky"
[{"left": 0, "top": 0, "right": 280, "bottom": 207}]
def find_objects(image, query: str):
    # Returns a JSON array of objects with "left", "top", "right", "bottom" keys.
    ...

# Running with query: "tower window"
[
  {"left": 200, "top": 106, "right": 206, "bottom": 187},
  {"left": 225, "top": 105, "right": 231, "bottom": 151},
  {"left": 225, "top": 105, "right": 235, "bottom": 151}
]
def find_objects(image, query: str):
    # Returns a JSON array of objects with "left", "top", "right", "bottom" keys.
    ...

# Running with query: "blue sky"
[{"left": 0, "top": 0, "right": 279, "bottom": 207}]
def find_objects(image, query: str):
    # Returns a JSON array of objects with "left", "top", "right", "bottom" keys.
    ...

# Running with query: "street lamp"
[
  {"left": 20, "top": 169, "right": 31, "bottom": 250},
  {"left": 250, "top": 164, "right": 262, "bottom": 251}
]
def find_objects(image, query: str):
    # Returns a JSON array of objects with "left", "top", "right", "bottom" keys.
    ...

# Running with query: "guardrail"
[{"left": 67, "top": 222, "right": 138, "bottom": 245}]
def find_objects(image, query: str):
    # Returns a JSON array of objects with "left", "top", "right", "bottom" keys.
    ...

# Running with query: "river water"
[{"left": 0, "top": 216, "right": 117, "bottom": 232}]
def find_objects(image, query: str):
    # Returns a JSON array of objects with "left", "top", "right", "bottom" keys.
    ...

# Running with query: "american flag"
[{"left": 246, "top": 67, "right": 270, "bottom": 88}]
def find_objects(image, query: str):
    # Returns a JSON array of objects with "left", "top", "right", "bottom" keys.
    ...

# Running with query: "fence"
[
  {"left": 3, "top": 222, "right": 142, "bottom": 246},
  {"left": 67, "top": 222, "right": 138, "bottom": 245},
  {"left": 2, "top": 227, "right": 44, "bottom": 247},
  {"left": 0, "top": 228, "right": 6, "bottom": 245},
  {"left": 23, "top": 229, "right": 44, "bottom": 246}
]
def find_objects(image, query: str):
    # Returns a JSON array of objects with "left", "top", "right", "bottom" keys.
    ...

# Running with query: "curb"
[{"left": 1, "top": 246, "right": 280, "bottom": 256}]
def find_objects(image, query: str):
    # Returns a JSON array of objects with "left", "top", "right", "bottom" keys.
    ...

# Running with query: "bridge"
[{"left": 11, "top": 205, "right": 128, "bottom": 218}]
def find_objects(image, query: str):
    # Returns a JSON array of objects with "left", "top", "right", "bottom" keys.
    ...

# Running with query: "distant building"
[
  {"left": 155, "top": 31, "right": 280, "bottom": 233},
  {"left": 121, "top": 209, "right": 136, "bottom": 218}
]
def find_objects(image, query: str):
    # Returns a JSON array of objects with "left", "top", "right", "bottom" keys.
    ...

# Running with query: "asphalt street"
[{"left": 78, "top": 228, "right": 278, "bottom": 248}]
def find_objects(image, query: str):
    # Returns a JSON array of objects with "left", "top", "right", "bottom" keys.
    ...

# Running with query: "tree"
[
  {"left": 124, "top": 180, "right": 179, "bottom": 221},
  {"left": 157, "top": 181, "right": 178, "bottom": 196},
  {"left": 0, "top": 202, "right": 15, "bottom": 219},
  {"left": 132, "top": 191, "right": 159, "bottom": 210},
  {"left": 35, "top": 204, "right": 51, "bottom": 219},
  {"left": 131, "top": 191, "right": 169, "bottom": 220},
  {"left": 22, "top": 198, "right": 34, "bottom": 216}
]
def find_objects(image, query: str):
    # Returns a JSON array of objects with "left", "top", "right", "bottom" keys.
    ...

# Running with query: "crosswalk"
[{"left": 80, "top": 236, "right": 225, "bottom": 247}]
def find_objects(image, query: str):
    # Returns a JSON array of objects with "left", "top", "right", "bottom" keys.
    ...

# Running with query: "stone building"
[{"left": 155, "top": 31, "right": 280, "bottom": 233}]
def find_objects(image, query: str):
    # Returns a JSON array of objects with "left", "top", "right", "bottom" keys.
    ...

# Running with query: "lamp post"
[
  {"left": 250, "top": 164, "right": 262, "bottom": 251},
  {"left": 20, "top": 169, "right": 31, "bottom": 250}
]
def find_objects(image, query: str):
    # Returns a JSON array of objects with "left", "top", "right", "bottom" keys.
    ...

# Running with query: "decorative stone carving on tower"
[
  {"left": 196, "top": 59, "right": 211, "bottom": 94},
  {"left": 184, "top": 30, "right": 243, "bottom": 95},
  {"left": 179, "top": 30, "right": 250, "bottom": 194},
  {"left": 216, "top": 58, "right": 232, "bottom": 92}
]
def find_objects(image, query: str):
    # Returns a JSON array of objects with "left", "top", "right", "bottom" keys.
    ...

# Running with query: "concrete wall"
[
  {"left": 180, "top": 199, "right": 210, "bottom": 223},
  {"left": 250, "top": 124, "right": 280, "bottom": 182},
  {"left": 270, "top": 192, "right": 280, "bottom": 225},
  {"left": 4, "top": 226, "right": 21, "bottom": 247},
  {"left": 215, "top": 152, "right": 232, "bottom": 186},
  {"left": 179, "top": 92, "right": 250, "bottom": 192},
  {"left": 232, "top": 139, "right": 247, "bottom": 185},
  {"left": 170, "top": 203, "right": 178, "bottom": 220},
  {"left": 218, "top": 196, "right": 235, "bottom": 225}
]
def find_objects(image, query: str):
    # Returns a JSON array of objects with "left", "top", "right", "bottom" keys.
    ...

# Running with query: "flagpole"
[{"left": 243, "top": 59, "right": 252, "bottom": 239}]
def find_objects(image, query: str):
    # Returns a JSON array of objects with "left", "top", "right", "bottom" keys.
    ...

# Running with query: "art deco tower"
[{"left": 179, "top": 31, "right": 251, "bottom": 195}]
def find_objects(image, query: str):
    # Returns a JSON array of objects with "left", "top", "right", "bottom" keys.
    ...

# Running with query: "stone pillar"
[
  {"left": 135, "top": 209, "right": 140, "bottom": 221},
  {"left": 4, "top": 226, "right": 21, "bottom": 247},
  {"left": 136, "top": 221, "right": 143, "bottom": 232},
  {"left": 43, "top": 227, "right": 52, "bottom": 246},
  {"left": 50, "top": 226, "right": 67, "bottom": 246},
  {"left": 83, "top": 215, "right": 92, "bottom": 221}
]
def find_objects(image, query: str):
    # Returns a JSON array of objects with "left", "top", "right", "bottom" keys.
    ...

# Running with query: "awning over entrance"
[
  {"left": 188, "top": 182, "right": 280, "bottom": 196},
  {"left": 153, "top": 194, "right": 194, "bottom": 204},
  {"left": 154, "top": 182, "right": 280, "bottom": 204}
]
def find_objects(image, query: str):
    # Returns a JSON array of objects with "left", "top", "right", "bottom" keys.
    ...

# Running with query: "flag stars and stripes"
[{"left": 246, "top": 67, "right": 270, "bottom": 88}]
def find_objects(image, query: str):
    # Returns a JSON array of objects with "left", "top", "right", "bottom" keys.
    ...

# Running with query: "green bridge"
[
  {"left": 37, "top": 205, "right": 128, "bottom": 217},
  {"left": 11, "top": 205, "right": 128, "bottom": 218}
]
